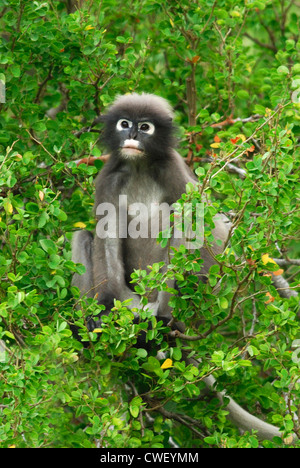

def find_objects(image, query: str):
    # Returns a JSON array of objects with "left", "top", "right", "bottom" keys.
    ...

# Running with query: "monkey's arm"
[{"left": 72, "top": 230, "right": 94, "bottom": 297}]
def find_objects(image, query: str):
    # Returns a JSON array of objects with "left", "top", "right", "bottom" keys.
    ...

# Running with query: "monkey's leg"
[
  {"left": 72, "top": 231, "right": 161, "bottom": 339},
  {"left": 93, "top": 236, "right": 160, "bottom": 315},
  {"left": 72, "top": 230, "right": 94, "bottom": 297}
]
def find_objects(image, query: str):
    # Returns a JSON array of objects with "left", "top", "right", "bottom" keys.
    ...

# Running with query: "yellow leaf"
[
  {"left": 161, "top": 358, "right": 173, "bottom": 369},
  {"left": 262, "top": 253, "right": 277, "bottom": 265},
  {"left": 92, "top": 328, "right": 102, "bottom": 333},
  {"left": 73, "top": 222, "right": 87, "bottom": 228},
  {"left": 4, "top": 200, "right": 13, "bottom": 214},
  {"left": 230, "top": 10, "right": 242, "bottom": 17},
  {"left": 85, "top": 25, "right": 95, "bottom": 30},
  {"left": 210, "top": 142, "right": 220, "bottom": 148},
  {"left": 236, "top": 133, "right": 246, "bottom": 142},
  {"left": 262, "top": 254, "right": 283, "bottom": 276},
  {"left": 265, "top": 108, "right": 272, "bottom": 117},
  {"left": 8, "top": 445, "right": 16, "bottom": 448}
]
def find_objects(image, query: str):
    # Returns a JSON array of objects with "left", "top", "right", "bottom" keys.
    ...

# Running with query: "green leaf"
[
  {"left": 39, "top": 239, "right": 57, "bottom": 254},
  {"left": 11, "top": 64, "right": 21, "bottom": 77},
  {"left": 277, "top": 65, "right": 289, "bottom": 75}
]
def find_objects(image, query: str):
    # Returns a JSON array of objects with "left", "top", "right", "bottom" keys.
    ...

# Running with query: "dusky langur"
[
  {"left": 71, "top": 93, "right": 293, "bottom": 442},
  {"left": 72, "top": 93, "right": 230, "bottom": 330}
]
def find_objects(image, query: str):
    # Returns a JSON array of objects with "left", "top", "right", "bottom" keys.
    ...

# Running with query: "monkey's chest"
[
  {"left": 121, "top": 177, "right": 169, "bottom": 278},
  {"left": 124, "top": 176, "right": 164, "bottom": 208},
  {"left": 122, "top": 177, "right": 166, "bottom": 225}
]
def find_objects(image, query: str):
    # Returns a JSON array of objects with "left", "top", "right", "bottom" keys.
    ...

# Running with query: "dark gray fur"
[{"left": 72, "top": 93, "right": 230, "bottom": 327}]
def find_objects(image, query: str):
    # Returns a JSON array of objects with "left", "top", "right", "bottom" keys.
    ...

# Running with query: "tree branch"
[
  {"left": 73, "top": 116, "right": 103, "bottom": 138},
  {"left": 273, "top": 259, "right": 300, "bottom": 267},
  {"left": 244, "top": 32, "right": 278, "bottom": 52},
  {"left": 144, "top": 394, "right": 207, "bottom": 439}
]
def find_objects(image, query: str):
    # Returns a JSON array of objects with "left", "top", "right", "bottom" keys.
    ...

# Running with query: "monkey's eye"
[
  {"left": 138, "top": 122, "right": 155, "bottom": 135},
  {"left": 116, "top": 119, "right": 133, "bottom": 131}
]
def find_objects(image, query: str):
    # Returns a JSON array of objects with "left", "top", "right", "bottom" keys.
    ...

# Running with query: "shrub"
[{"left": 0, "top": 0, "right": 299, "bottom": 448}]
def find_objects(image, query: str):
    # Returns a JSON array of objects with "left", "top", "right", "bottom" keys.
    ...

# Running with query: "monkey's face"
[
  {"left": 102, "top": 93, "right": 176, "bottom": 162},
  {"left": 115, "top": 118, "right": 155, "bottom": 158}
]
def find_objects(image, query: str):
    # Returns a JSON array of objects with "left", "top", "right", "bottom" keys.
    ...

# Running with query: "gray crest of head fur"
[{"left": 105, "top": 93, "right": 174, "bottom": 121}]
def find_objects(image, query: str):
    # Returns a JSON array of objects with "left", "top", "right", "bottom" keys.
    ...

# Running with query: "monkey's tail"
[
  {"left": 184, "top": 355, "right": 297, "bottom": 444},
  {"left": 203, "top": 374, "right": 297, "bottom": 443}
]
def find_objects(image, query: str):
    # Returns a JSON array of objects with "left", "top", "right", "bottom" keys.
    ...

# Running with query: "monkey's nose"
[{"left": 129, "top": 126, "right": 138, "bottom": 139}]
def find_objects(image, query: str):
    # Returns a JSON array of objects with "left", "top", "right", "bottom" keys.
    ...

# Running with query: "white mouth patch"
[
  {"left": 121, "top": 139, "right": 144, "bottom": 157},
  {"left": 123, "top": 139, "right": 141, "bottom": 149}
]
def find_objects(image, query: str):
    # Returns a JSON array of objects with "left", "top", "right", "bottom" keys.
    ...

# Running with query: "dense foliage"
[{"left": 0, "top": 0, "right": 299, "bottom": 448}]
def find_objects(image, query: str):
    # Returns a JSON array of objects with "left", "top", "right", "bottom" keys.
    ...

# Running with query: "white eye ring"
[
  {"left": 116, "top": 119, "right": 133, "bottom": 131},
  {"left": 138, "top": 122, "right": 155, "bottom": 135}
]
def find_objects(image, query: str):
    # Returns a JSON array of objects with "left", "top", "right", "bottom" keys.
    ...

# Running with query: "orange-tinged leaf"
[
  {"left": 231, "top": 137, "right": 239, "bottom": 144},
  {"left": 161, "top": 358, "right": 173, "bottom": 369},
  {"left": 214, "top": 135, "right": 221, "bottom": 143},
  {"left": 246, "top": 258, "right": 256, "bottom": 267},
  {"left": 272, "top": 268, "right": 284, "bottom": 276},
  {"left": 231, "top": 134, "right": 246, "bottom": 144},
  {"left": 265, "top": 292, "right": 275, "bottom": 304},
  {"left": 39, "top": 190, "right": 44, "bottom": 201},
  {"left": 191, "top": 55, "right": 200, "bottom": 64}
]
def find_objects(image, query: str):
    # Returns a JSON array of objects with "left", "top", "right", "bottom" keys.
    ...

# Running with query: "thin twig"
[{"left": 210, "top": 103, "right": 290, "bottom": 181}]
